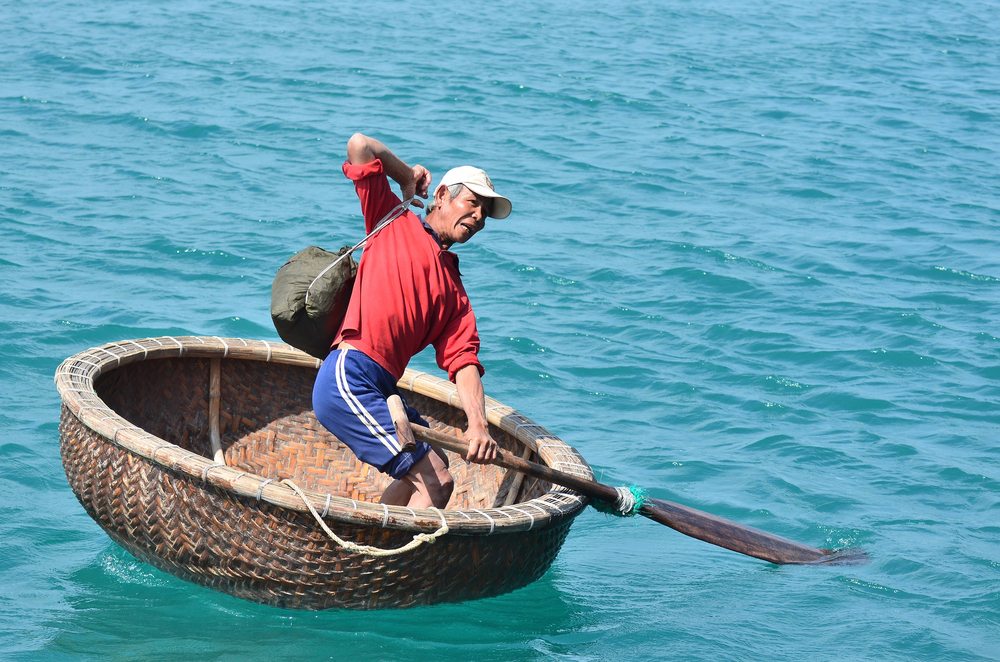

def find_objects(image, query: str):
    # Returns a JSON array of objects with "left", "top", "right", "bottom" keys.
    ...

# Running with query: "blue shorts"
[{"left": 312, "top": 348, "right": 432, "bottom": 479}]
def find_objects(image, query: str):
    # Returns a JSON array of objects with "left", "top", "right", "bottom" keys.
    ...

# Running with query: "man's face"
[{"left": 434, "top": 185, "right": 491, "bottom": 245}]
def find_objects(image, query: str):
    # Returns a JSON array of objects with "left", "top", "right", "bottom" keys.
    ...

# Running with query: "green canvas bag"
[
  {"left": 269, "top": 198, "right": 414, "bottom": 359},
  {"left": 270, "top": 245, "right": 357, "bottom": 359}
]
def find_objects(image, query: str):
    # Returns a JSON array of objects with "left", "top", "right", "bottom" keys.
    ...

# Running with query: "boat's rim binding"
[{"left": 55, "top": 336, "right": 592, "bottom": 535}]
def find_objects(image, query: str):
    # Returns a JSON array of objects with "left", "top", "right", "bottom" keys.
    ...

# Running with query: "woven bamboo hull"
[{"left": 56, "top": 337, "right": 591, "bottom": 610}]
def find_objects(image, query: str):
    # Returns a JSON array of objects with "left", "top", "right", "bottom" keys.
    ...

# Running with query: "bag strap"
[{"left": 304, "top": 197, "right": 415, "bottom": 306}]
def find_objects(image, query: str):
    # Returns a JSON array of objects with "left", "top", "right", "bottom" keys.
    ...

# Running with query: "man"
[{"left": 312, "top": 133, "right": 512, "bottom": 509}]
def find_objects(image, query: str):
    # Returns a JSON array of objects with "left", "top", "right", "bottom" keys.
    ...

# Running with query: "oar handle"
[
  {"left": 414, "top": 425, "right": 621, "bottom": 503},
  {"left": 411, "top": 425, "right": 867, "bottom": 566}
]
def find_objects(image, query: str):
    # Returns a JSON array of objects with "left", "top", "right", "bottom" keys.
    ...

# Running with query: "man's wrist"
[{"left": 465, "top": 417, "right": 489, "bottom": 433}]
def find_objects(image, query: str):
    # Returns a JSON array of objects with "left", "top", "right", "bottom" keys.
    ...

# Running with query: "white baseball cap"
[{"left": 435, "top": 166, "right": 512, "bottom": 219}]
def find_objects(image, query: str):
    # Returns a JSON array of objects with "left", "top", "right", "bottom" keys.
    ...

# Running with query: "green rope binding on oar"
[{"left": 592, "top": 485, "right": 648, "bottom": 517}]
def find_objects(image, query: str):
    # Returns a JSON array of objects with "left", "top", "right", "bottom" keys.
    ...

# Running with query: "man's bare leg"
[
  {"left": 380, "top": 395, "right": 424, "bottom": 506},
  {"left": 399, "top": 449, "right": 454, "bottom": 509},
  {"left": 380, "top": 478, "right": 415, "bottom": 505}
]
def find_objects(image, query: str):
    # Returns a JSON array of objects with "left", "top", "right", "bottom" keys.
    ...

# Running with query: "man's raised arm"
[{"left": 346, "top": 133, "right": 430, "bottom": 206}]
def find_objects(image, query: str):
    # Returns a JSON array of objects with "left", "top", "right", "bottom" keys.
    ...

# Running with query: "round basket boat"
[{"left": 54, "top": 337, "right": 591, "bottom": 610}]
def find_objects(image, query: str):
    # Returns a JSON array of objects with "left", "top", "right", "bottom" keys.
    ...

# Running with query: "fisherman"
[{"left": 312, "top": 133, "right": 512, "bottom": 509}]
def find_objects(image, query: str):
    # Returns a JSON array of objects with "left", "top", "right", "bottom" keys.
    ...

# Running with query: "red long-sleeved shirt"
[{"left": 333, "top": 158, "right": 485, "bottom": 382}]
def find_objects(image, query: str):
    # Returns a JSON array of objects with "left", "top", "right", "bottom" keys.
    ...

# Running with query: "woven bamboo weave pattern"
[{"left": 55, "top": 337, "right": 592, "bottom": 609}]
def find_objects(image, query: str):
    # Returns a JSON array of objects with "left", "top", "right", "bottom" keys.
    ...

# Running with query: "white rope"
[
  {"left": 283, "top": 480, "right": 449, "bottom": 557},
  {"left": 543, "top": 491, "right": 583, "bottom": 506},
  {"left": 150, "top": 443, "right": 172, "bottom": 464},
  {"left": 201, "top": 462, "right": 226, "bottom": 482},
  {"left": 552, "top": 461, "right": 591, "bottom": 478},
  {"left": 75, "top": 358, "right": 102, "bottom": 370},
  {"left": 126, "top": 340, "right": 148, "bottom": 358},
  {"left": 74, "top": 406, "right": 104, "bottom": 421},
  {"left": 526, "top": 502, "right": 550, "bottom": 517},
  {"left": 471, "top": 509, "right": 496, "bottom": 534},
  {"left": 612, "top": 486, "right": 637, "bottom": 516},
  {"left": 64, "top": 364, "right": 92, "bottom": 377},
  {"left": 508, "top": 506, "right": 535, "bottom": 530},
  {"left": 256, "top": 478, "right": 276, "bottom": 500},
  {"left": 321, "top": 494, "right": 332, "bottom": 518},
  {"left": 97, "top": 347, "right": 122, "bottom": 366},
  {"left": 213, "top": 337, "right": 230, "bottom": 357},
  {"left": 304, "top": 197, "right": 414, "bottom": 307},
  {"left": 113, "top": 426, "right": 140, "bottom": 444}
]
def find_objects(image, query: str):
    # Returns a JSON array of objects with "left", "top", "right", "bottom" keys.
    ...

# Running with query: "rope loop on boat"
[
  {"left": 283, "top": 479, "right": 449, "bottom": 556},
  {"left": 593, "top": 485, "right": 647, "bottom": 517}
]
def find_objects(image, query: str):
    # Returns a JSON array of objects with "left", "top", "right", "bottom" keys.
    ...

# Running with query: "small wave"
[
  {"left": 932, "top": 266, "right": 1000, "bottom": 283},
  {"left": 659, "top": 267, "right": 761, "bottom": 295},
  {"left": 30, "top": 51, "right": 110, "bottom": 76},
  {"left": 959, "top": 109, "right": 994, "bottom": 123},
  {"left": 100, "top": 550, "right": 171, "bottom": 587},
  {"left": 502, "top": 335, "right": 552, "bottom": 354},
  {"left": 763, "top": 375, "right": 806, "bottom": 390},
  {"left": 757, "top": 109, "right": 801, "bottom": 120},
  {"left": 804, "top": 390, "right": 895, "bottom": 412},
  {"left": 83, "top": 111, "right": 229, "bottom": 140},
  {"left": 867, "top": 347, "right": 938, "bottom": 368},
  {"left": 779, "top": 187, "right": 836, "bottom": 199}
]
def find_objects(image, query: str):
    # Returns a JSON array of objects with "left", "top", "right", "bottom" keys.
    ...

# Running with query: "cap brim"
[{"left": 464, "top": 183, "right": 512, "bottom": 219}]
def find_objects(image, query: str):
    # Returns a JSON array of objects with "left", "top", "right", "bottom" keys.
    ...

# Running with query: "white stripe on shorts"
[{"left": 334, "top": 350, "right": 402, "bottom": 454}]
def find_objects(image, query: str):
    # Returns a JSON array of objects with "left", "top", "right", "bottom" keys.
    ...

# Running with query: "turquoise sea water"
[{"left": 2, "top": 1, "right": 998, "bottom": 659}]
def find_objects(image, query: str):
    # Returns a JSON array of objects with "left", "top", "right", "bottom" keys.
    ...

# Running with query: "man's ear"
[{"left": 433, "top": 185, "right": 449, "bottom": 206}]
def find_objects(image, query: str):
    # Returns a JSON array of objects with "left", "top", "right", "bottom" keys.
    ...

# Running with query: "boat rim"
[{"left": 55, "top": 336, "right": 592, "bottom": 535}]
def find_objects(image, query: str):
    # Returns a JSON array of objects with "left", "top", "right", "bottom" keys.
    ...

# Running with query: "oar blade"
[
  {"left": 807, "top": 547, "right": 870, "bottom": 566},
  {"left": 642, "top": 497, "right": 868, "bottom": 566},
  {"left": 412, "top": 425, "right": 868, "bottom": 566}
]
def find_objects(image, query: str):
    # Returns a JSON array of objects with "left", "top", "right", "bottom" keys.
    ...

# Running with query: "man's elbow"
[
  {"left": 346, "top": 133, "right": 374, "bottom": 164},
  {"left": 449, "top": 360, "right": 485, "bottom": 383}
]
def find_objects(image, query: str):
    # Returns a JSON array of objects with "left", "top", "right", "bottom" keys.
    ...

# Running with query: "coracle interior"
[{"left": 95, "top": 357, "right": 548, "bottom": 509}]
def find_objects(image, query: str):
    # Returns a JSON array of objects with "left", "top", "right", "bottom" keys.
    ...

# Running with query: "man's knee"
[
  {"left": 432, "top": 446, "right": 450, "bottom": 468},
  {"left": 433, "top": 470, "right": 455, "bottom": 503},
  {"left": 408, "top": 451, "right": 455, "bottom": 507},
  {"left": 423, "top": 454, "right": 454, "bottom": 505}
]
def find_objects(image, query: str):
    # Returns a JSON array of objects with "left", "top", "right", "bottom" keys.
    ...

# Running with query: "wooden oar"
[{"left": 412, "top": 425, "right": 867, "bottom": 566}]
